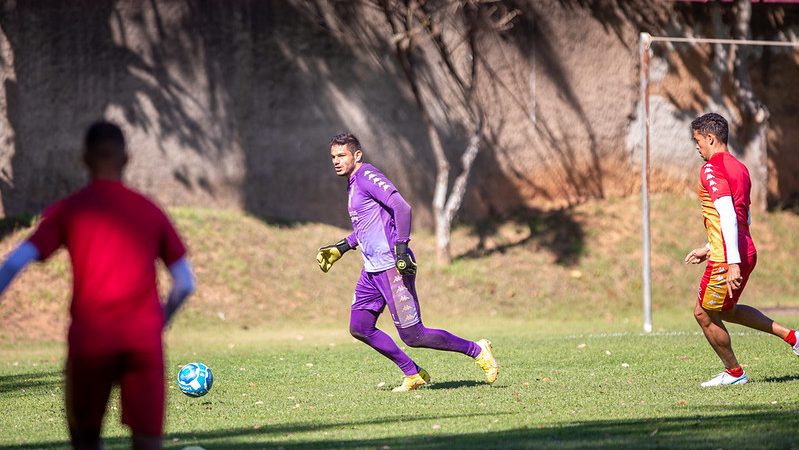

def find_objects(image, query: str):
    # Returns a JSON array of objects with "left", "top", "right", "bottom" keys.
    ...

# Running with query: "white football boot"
[{"left": 700, "top": 370, "right": 748, "bottom": 387}]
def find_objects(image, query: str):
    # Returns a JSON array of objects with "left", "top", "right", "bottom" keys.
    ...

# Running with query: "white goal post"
[{"left": 638, "top": 32, "right": 799, "bottom": 333}]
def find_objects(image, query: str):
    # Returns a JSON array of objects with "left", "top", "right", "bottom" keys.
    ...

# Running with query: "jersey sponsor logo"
[
  {"left": 400, "top": 295, "right": 411, "bottom": 302},
  {"left": 715, "top": 275, "right": 725, "bottom": 281},
  {"left": 706, "top": 174, "right": 714, "bottom": 180},
  {"left": 711, "top": 292, "right": 723, "bottom": 299},
  {"left": 709, "top": 180, "right": 717, "bottom": 186},
  {"left": 393, "top": 275, "right": 403, "bottom": 283},
  {"left": 402, "top": 304, "right": 412, "bottom": 312}
]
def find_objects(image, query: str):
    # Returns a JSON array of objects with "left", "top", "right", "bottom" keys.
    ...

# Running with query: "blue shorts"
[{"left": 353, "top": 267, "right": 421, "bottom": 328}]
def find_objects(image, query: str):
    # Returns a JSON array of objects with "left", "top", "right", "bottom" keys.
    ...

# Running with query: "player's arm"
[
  {"left": 684, "top": 242, "right": 710, "bottom": 264},
  {"left": 386, "top": 192, "right": 416, "bottom": 275},
  {"left": 0, "top": 241, "right": 40, "bottom": 296},
  {"left": 714, "top": 195, "right": 742, "bottom": 295},
  {"left": 163, "top": 257, "right": 195, "bottom": 327},
  {"left": 317, "top": 232, "right": 357, "bottom": 273}
]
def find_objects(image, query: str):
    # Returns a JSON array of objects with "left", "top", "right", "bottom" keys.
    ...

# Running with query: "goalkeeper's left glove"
[
  {"left": 394, "top": 241, "right": 417, "bottom": 275},
  {"left": 317, "top": 239, "right": 353, "bottom": 273}
]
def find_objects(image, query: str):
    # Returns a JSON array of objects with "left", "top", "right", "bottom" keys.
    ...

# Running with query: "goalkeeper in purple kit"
[{"left": 317, "top": 133, "right": 498, "bottom": 391}]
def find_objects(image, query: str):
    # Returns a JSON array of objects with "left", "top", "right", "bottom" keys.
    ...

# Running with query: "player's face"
[
  {"left": 330, "top": 144, "right": 361, "bottom": 177},
  {"left": 692, "top": 130, "right": 711, "bottom": 161}
]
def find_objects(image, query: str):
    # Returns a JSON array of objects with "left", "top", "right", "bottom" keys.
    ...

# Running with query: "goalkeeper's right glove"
[
  {"left": 394, "top": 241, "right": 417, "bottom": 276},
  {"left": 317, "top": 239, "right": 353, "bottom": 273}
]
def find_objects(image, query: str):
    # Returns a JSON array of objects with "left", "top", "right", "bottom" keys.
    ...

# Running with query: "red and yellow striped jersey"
[{"left": 697, "top": 152, "right": 755, "bottom": 263}]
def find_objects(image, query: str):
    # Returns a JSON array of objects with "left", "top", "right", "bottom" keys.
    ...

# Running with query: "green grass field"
[
  {"left": 2, "top": 318, "right": 799, "bottom": 449},
  {"left": 1, "top": 193, "right": 799, "bottom": 449}
]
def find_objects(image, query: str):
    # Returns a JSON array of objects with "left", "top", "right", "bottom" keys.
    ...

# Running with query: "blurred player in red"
[
  {"left": 0, "top": 122, "right": 195, "bottom": 449},
  {"left": 684, "top": 113, "right": 798, "bottom": 387}
]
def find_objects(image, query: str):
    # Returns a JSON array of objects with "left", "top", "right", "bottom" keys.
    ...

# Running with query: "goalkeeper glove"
[
  {"left": 317, "top": 239, "right": 353, "bottom": 273},
  {"left": 394, "top": 241, "right": 417, "bottom": 275}
]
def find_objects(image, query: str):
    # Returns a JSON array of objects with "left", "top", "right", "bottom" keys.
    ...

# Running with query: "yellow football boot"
[
  {"left": 391, "top": 368, "right": 431, "bottom": 392},
  {"left": 474, "top": 339, "right": 499, "bottom": 384}
]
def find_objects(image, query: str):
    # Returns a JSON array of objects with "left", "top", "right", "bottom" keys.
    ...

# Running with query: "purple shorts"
[{"left": 353, "top": 267, "right": 421, "bottom": 328}]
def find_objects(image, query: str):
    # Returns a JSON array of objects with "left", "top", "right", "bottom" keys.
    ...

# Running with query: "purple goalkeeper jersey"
[{"left": 347, "top": 163, "right": 404, "bottom": 273}]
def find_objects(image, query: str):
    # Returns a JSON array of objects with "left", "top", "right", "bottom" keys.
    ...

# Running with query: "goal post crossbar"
[
  {"left": 638, "top": 32, "right": 799, "bottom": 333},
  {"left": 649, "top": 35, "right": 799, "bottom": 47}
]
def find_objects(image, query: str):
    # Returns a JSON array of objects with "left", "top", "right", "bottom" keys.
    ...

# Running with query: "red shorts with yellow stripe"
[{"left": 697, "top": 252, "right": 757, "bottom": 311}]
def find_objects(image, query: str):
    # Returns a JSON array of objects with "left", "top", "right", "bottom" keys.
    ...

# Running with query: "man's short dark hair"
[
  {"left": 691, "top": 113, "right": 728, "bottom": 145},
  {"left": 85, "top": 121, "right": 125, "bottom": 151},
  {"left": 329, "top": 132, "right": 362, "bottom": 154},
  {"left": 84, "top": 121, "right": 126, "bottom": 170}
]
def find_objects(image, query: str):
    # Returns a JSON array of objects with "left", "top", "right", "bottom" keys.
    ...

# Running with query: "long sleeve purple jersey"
[{"left": 345, "top": 163, "right": 412, "bottom": 273}]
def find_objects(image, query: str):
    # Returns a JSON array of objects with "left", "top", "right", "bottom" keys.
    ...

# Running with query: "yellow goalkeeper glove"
[{"left": 317, "top": 239, "right": 353, "bottom": 273}]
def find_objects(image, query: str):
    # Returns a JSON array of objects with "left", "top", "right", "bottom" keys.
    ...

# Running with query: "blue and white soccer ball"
[{"left": 177, "top": 362, "right": 214, "bottom": 397}]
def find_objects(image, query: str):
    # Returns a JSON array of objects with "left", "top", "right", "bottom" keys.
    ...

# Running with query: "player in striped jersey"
[{"left": 684, "top": 113, "right": 798, "bottom": 387}]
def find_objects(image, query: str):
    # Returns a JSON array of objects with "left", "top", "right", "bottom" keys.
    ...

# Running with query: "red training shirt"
[
  {"left": 697, "top": 151, "right": 755, "bottom": 263},
  {"left": 28, "top": 179, "right": 186, "bottom": 355}
]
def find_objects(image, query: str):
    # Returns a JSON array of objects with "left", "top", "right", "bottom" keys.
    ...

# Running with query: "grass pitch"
[
  {"left": 2, "top": 317, "right": 799, "bottom": 449},
  {"left": 2, "top": 193, "right": 799, "bottom": 448}
]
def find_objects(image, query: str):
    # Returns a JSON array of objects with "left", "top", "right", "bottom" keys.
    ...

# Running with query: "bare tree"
[
  {"left": 708, "top": 0, "right": 769, "bottom": 211},
  {"left": 731, "top": 0, "right": 769, "bottom": 211},
  {"left": 289, "top": 0, "right": 519, "bottom": 263},
  {"left": 376, "top": 0, "right": 519, "bottom": 263}
]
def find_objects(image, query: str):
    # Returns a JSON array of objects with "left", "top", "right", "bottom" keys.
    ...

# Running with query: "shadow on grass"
[
  {"left": 0, "top": 370, "right": 61, "bottom": 393},
  {"left": 8, "top": 408, "right": 799, "bottom": 450},
  {"left": 761, "top": 374, "right": 799, "bottom": 383},
  {"left": 456, "top": 207, "right": 584, "bottom": 266},
  {"left": 427, "top": 380, "right": 485, "bottom": 390}
]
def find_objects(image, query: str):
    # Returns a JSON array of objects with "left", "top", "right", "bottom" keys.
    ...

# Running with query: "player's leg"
[
  {"left": 131, "top": 435, "right": 162, "bottom": 450},
  {"left": 694, "top": 304, "right": 748, "bottom": 386},
  {"left": 119, "top": 346, "right": 165, "bottom": 450},
  {"left": 65, "top": 352, "right": 117, "bottom": 450},
  {"left": 694, "top": 303, "right": 739, "bottom": 369},
  {"left": 397, "top": 322, "right": 479, "bottom": 356},
  {"left": 716, "top": 253, "right": 799, "bottom": 353},
  {"left": 378, "top": 268, "right": 498, "bottom": 383},
  {"left": 349, "top": 308, "right": 418, "bottom": 377},
  {"left": 350, "top": 269, "right": 425, "bottom": 388},
  {"left": 694, "top": 260, "right": 747, "bottom": 386},
  {"left": 719, "top": 305, "right": 792, "bottom": 338}
]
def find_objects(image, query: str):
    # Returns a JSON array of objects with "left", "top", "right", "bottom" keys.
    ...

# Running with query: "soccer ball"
[{"left": 177, "top": 362, "right": 214, "bottom": 397}]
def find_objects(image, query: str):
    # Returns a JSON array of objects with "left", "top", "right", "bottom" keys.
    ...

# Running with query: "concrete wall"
[{"left": 0, "top": 1, "right": 797, "bottom": 227}]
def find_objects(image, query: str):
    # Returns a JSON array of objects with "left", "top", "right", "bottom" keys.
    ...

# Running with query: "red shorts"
[
  {"left": 697, "top": 253, "right": 757, "bottom": 311},
  {"left": 65, "top": 346, "right": 165, "bottom": 436}
]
